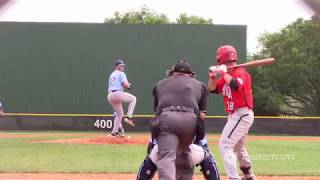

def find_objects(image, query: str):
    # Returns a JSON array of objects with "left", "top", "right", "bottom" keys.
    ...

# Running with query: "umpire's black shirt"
[{"left": 153, "top": 74, "right": 208, "bottom": 114}]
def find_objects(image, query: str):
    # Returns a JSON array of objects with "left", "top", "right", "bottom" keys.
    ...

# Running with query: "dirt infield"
[
  {"left": 2, "top": 133, "right": 320, "bottom": 145},
  {"left": 30, "top": 134, "right": 320, "bottom": 145},
  {"left": 34, "top": 134, "right": 147, "bottom": 144},
  {"left": 0, "top": 173, "right": 319, "bottom": 180}
]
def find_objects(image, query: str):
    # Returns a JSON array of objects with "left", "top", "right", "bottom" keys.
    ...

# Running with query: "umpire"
[{"left": 152, "top": 61, "right": 208, "bottom": 180}]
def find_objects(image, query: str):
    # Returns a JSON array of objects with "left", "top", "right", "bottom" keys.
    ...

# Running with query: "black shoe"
[
  {"left": 108, "top": 132, "right": 125, "bottom": 138},
  {"left": 118, "top": 133, "right": 125, "bottom": 138},
  {"left": 108, "top": 133, "right": 118, "bottom": 137}
]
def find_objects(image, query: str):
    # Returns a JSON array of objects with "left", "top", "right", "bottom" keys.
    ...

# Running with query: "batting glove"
[
  {"left": 218, "top": 65, "right": 227, "bottom": 73},
  {"left": 208, "top": 66, "right": 219, "bottom": 80}
]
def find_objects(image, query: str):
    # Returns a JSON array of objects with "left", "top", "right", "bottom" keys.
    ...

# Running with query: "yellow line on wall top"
[{"left": 2, "top": 113, "right": 320, "bottom": 120}]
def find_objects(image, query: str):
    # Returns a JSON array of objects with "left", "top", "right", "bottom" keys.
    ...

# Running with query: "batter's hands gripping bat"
[
  {"left": 228, "top": 58, "right": 275, "bottom": 69},
  {"left": 209, "top": 58, "right": 275, "bottom": 74}
]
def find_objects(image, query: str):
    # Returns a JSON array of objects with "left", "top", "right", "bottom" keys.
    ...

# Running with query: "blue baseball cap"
[{"left": 115, "top": 59, "right": 125, "bottom": 66}]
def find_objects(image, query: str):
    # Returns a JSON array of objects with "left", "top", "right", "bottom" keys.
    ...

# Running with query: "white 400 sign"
[{"left": 94, "top": 119, "right": 113, "bottom": 129}]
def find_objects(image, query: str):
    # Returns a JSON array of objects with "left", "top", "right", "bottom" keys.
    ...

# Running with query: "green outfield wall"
[{"left": 0, "top": 22, "right": 246, "bottom": 115}]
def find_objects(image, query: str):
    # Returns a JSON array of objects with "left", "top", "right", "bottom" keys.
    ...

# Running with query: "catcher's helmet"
[{"left": 216, "top": 45, "right": 238, "bottom": 64}]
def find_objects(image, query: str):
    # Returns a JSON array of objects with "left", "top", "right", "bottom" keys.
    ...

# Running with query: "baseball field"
[{"left": 0, "top": 131, "right": 319, "bottom": 180}]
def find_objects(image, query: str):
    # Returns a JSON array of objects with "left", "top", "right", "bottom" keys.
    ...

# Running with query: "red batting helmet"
[{"left": 216, "top": 45, "right": 238, "bottom": 64}]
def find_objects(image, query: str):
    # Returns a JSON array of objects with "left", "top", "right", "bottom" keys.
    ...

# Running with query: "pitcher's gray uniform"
[{"left": 153, "top": 62, "right": 208, "bottom": 180}]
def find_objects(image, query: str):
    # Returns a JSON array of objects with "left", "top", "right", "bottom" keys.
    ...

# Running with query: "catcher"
[{"left": 136, "top": 136, "right": 220, "bottom": 180}]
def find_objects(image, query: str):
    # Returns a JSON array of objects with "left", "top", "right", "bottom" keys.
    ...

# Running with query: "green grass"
[
  {"left": 0, "top": 131, "right": 319, "bottom": 176},
  {"left": 203, "top": 140, "right": 320, "bottom": 176},
  {"left": 0, "top": 132, "right": 145, "bottom": 173},
  {"left": 243, "top": 140, "right": 320, "bottom": 175}
]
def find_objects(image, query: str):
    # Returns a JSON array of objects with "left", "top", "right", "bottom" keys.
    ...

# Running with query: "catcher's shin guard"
[
  {"left": 136, "top": 156, "right": 157, "bottom": 180},
  {"left": 195, "top": 117, "right": 205, "bottom": 143},
  {"left": 147, "top": 141, "right": 155, "bottom": 155},
  {"left": 200, "top": 149, "right": 220, "bottom": 180}
]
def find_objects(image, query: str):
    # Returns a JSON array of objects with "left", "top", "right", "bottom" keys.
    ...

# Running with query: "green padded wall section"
[{"left": 0, "top": 22, "right": 246, "bottom": 115}]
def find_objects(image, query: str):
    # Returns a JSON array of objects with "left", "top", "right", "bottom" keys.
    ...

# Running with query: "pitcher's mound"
[{"left": 35, "top": 135, "right": 148, "bottom": 145}]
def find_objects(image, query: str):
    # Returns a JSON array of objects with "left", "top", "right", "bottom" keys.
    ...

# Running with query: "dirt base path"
[
  {"left": 0, "top": 173, "right": 319, "bottom": 180},
  {"left": 30, "top": 134, "right": 320, "bottom": 145}
]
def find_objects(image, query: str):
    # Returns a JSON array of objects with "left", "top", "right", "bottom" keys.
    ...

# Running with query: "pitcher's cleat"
[
  {"left": 118, "top": 133, "right": 125, "bottom": 138},
  {"left": 108, "top": 132, "right": 125, "bottom": 138},
  {"left": 108, "top": 133, "right": 118, "bottom": 137},
  {"left": 123, "top": 117, "right": 135, "bottom": 126}
]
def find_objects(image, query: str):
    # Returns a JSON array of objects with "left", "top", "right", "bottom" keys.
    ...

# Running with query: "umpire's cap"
[
  {"left": 115, "top": 59, "right": 125, "bottom": 66},
  {"left": 172, "top": 61, "right": 193, "bottom": 74}
]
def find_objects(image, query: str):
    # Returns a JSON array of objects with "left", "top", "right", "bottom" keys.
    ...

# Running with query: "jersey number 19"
[{"left": 227, "top": 101, "right": 234, "bottom": 111}]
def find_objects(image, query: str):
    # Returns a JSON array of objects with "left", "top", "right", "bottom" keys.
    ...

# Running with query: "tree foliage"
[
  {"left": 104, "top": 6, "right": 170, "bottom": 24},
  {"left": 176, "top": 13, "right": 213, "bottom": 24},
  {"left": 104, "top": 6, "right": 213, "bottom": 24},
  {"left": 250, "top": 16, "right": 320, "bottom": 116}
]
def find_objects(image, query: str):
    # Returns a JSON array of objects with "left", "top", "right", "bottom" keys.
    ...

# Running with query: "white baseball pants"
[
  {"left": 107, "top": 91, "right": 136, "bottom": 134},
  {"left": 218, "top": 107, "right": 254, "bottom": 180}
]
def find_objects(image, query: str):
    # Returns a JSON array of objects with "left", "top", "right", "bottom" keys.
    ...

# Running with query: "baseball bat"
[{"left": 228, "top": 58, "right": 275, "bottom": 69}]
